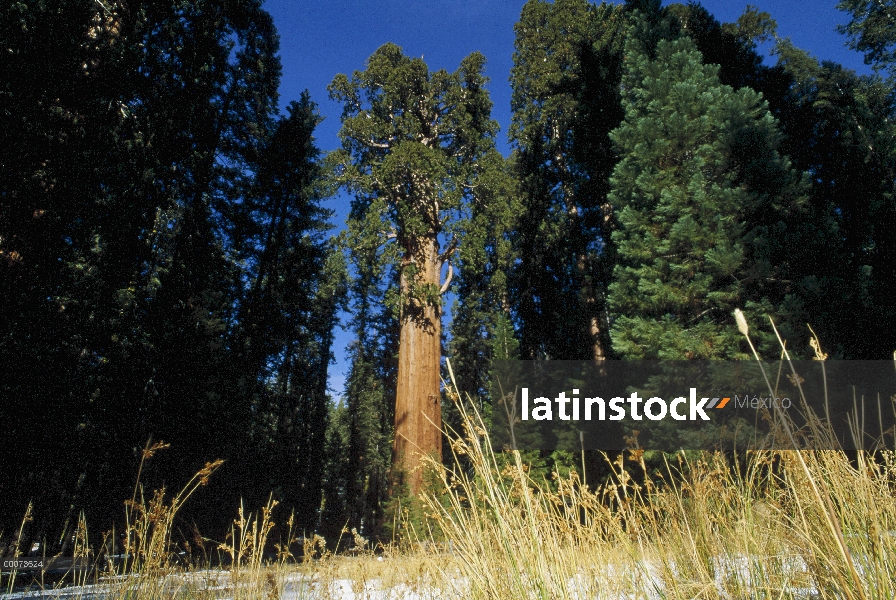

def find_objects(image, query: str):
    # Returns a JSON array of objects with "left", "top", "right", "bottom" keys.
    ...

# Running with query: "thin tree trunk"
[
  {"left": 562, "top": 169, "right": 608, "bottom": 361},
  {"left": 577, "top": 253, "right": 607, "bottom": 361},
  {"left": 553, "top": 125, "right": 608, "bottom": 363},
  {"left": 393, "top": 235, "right": 443, "bottom": 495}
]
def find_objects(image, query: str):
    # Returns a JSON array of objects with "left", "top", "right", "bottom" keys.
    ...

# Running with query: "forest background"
[{"left": 2, "top": 0, "right": 894, "bottom": 550}]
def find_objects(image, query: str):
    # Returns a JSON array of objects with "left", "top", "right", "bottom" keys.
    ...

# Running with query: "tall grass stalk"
[
  {"left": 421, "top": 348, "right": 896, "bottom": 599},
  {"left": 3, "top": 501, "right": 33, "bottom": 595}
]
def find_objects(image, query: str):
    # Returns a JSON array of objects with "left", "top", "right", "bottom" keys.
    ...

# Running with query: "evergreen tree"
[
  {"left": 232, "top": 95, "right": 345, "bottom": 531},
  {"left": 319, "top": 397, "right": 350, "bottom": 541},
  {"left": 665, "top": 3, "right": 784, "bottom": 95},
  {"left": 322, "top": 229, "right": 395, "bottom": 540},
  {"left": 329, "top": 43, "right": 498, "bottom": 494},
  {"left": 666, "top": 3, "right": 896, "bottom": 358},
  {"left": 447, "top": 151, "right": 519, "bottom": 412},
  {"left": 607, "top": 29, "right": 809, "bottom": 359},
  {"left": 837, "top": 0, "right": 896, "bottom": 80},
  {"left": 0, "top": 0, "right": 143, "bottom": 536},
  {"left": 116, "top": 0, "right": 287, "bottom": 533},
  {"left": 0, "top": 1, "right": 341, "bottom": 539},
  {"left": 772, "top": 38, "right": 896, "bottom": 357},
  {"left": 509, "top": 0, "right": 628, "bottom": 361},
  {"left": 341, "top": 346, "right": 392, "bottom": 538}
]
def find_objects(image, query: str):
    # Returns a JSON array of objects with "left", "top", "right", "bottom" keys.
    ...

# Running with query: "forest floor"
[
  {"left": 5, "top": 371, "right": 896, "bottom": 599},
  {"left": 0, "top": 551, "right": 830, "bottom": 599},
  {"left": 4, "top": 441, "right": 895, "bottom": 600}
]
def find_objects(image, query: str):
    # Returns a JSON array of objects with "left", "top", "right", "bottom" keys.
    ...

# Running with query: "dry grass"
[
  {"left": 417, "top": 321, "right": 896, "bottom": 599},
  {"left": 422, "top": 397, "right": 896, "bottom": 598},
  {"left": 4, "top": 322, "right": 896, "bottom": 599}
]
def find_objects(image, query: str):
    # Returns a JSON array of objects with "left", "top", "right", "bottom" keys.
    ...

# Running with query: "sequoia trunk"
[{"left": 393, "top": 236, "right": 443, "bottom": 495}]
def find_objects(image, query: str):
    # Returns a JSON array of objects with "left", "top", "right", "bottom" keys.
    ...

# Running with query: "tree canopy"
[{"left": 2, "top": 0, "right": 895, "bottom": 550}]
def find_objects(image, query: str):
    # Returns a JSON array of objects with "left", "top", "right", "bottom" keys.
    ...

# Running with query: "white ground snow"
[{"left": 0, "top": 554, "right": 832, "bottom": 599}]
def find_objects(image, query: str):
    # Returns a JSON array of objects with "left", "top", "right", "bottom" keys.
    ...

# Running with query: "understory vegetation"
[{"left": 5, "top": 329, "right": 896, "bottom": 599}]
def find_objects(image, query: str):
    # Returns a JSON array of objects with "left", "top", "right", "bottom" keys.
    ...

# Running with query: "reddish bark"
[{"left": 392, "top": 236, "right": 443, "bottom": 495}]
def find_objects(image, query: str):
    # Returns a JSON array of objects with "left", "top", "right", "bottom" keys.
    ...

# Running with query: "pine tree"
[
  {"left": 607, "top": 29, "right": 808, "bottom": 359},
  {"left": 329, "top": 43, "right": 499, "bottom": 494},
  {"left": 665, "top": 3, "right": 896, "bottom": 358}
]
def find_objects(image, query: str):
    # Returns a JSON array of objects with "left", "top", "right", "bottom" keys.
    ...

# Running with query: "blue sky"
[{"left": 262, "top": 0, "right": 874, "bottom": 398}]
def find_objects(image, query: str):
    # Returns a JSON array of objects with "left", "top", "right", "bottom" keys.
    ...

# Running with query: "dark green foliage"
[
  {"left": 0, "top": 1, "right": 340, "bottom": 542},
  {"left": 318, "top": 189, "right": 400, "bottom": 540},
  {"left": 510, "top": 0, "right": 629, "bottom": 361},
  {"left": 319, "top": 398, "right": 350, "bottom": 542},
  {"left": 342, "top": 349, "right": 392, "bottom": 539},
  {"left": 837, "top": 0, "right": 896, "bottom": 78},
  {"left": 607, "top": 29, "right": 809, "bottom": 359},
  {"left": 327, "top": 43, "right": 500, "bottom": 307},
  {"left": 1, "top": 0, "right": 125, "bottom": 537},
  {"left": 3, "top": 0, "right": 896, "bottom": 554},
  {"left": 666, "top": 3, "right": 777, "bottom": 92},
  {"left": 324, "top": 236, "right": 395, "bottom": 540},
  {"left": 447, "top": 151, "right": 519, "bottom": 416},
  {"left": 773, "top": 39, "right": 896, "bottom": 357},
  {"left": 230, "top": 96, "right": 346, "bottom": 533}
]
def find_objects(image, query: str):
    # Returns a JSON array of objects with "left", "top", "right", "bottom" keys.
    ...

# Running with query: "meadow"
[{"left": 4, "top": 325, "right": 896, "bottom": 600}]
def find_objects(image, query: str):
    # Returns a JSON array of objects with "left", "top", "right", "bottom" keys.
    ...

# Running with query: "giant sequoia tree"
[{"left": 329, "top": 43, "right": 498, "bottom": 494}]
